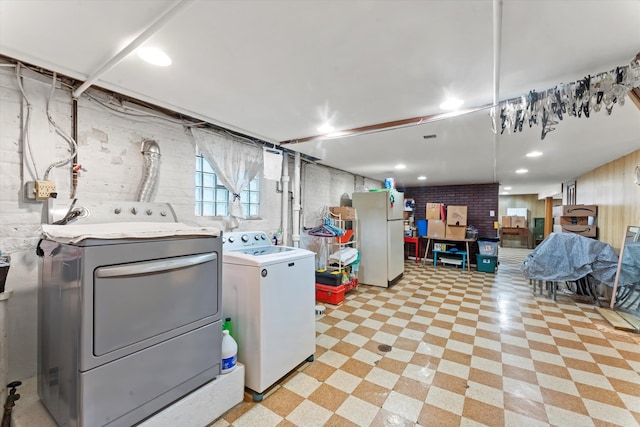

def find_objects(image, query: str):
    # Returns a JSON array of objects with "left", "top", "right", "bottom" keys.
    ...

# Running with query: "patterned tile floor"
[{"left": 212, "top": 248, "right": 640, "bottom": 427}]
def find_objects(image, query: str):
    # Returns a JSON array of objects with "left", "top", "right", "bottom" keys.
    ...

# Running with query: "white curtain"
[{"left": 190, "top": 128, "right": 262, "bottom": 229}]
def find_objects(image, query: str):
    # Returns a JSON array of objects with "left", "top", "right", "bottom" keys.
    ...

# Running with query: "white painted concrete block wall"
[{"left": 0, "top": 66, "right": 376, "bottom": 380}]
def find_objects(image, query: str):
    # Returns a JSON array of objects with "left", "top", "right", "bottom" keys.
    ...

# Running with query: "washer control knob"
[
  {"left": 241, "top": 234, "right": 249, "bottom": 242},
  {"left": 160, "top": 211, "right": 167, "bottom": 216},
  {"left": 146, "top": 209, "right": 153, "bottom": 215},
  {"left": 114, "top": 208, "right": 121, "bottom": 214},
  {"left": 228, "top": 236, "right": 235, "bottom": 243},
  {"left": 131, "top": 207, "right": 137, "bottom": 215},
  {"left": 261, "top": 234, "right": 266, "bottom": 240},
  {"left": 222, "top": 237, "right": 227, "bottom": 244},
  {"left": 254, "top": 235, "right": 260, "bottom": 240}
]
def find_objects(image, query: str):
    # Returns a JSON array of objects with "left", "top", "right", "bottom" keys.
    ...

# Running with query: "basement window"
[{"left": 195, "top": 152, "right": 260, "bottom": 217}]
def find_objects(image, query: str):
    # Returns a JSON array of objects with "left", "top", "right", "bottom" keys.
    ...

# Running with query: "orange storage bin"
[{"left": 335, "top": 229, "right": 354, "bottom": 244}]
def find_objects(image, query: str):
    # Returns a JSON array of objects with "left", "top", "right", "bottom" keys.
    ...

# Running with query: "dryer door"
[{"left": 92, "top": 252, "right": 218, "bottom": 358}]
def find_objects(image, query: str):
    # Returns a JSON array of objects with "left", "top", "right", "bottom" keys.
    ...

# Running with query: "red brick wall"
[{"left": 402, "top": 183, "right": 500, "bottom": 263}]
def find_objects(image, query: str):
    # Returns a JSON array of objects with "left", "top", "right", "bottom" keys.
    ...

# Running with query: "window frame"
[{"left": 195, "top": 151, "right": 260, "bottom": 218}]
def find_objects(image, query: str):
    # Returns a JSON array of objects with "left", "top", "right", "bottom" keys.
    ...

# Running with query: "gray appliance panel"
[
  {"left": 80, "top": 323, "right": 220, "bottom": 427},
  {"left": 93, "top": 252, "right": 218, "bottom": 356},
  {"left": 80, "top": 237, "right": 221, "bottom": 371}
]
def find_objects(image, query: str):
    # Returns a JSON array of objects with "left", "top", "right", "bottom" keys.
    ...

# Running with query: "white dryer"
[{"left": 222, "top": 231, "right": 316, "bottom": 401}]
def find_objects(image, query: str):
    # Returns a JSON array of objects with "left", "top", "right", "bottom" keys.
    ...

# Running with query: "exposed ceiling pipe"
[
  {"left": 72, "top": 0, "right": 195, "bottom": 99},
  {"left": 492, "top": 0, "right": 503, "bottom": 183}
]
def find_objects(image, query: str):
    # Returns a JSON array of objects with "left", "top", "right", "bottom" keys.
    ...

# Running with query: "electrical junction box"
[{"left": 25, "top": 180, "right": 57, "bottom": 200}]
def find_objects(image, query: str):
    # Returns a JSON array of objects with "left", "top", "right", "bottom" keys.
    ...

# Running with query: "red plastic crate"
[
  {"left": 343, "top": 278, "right": 358, "bottom": 293},
  {"left": 315, "top": 283, "right": 345, "bottom": 305}
]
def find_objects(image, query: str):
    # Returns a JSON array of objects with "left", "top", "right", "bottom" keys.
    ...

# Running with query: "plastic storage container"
[
  {"left": 315, "top": 283, "right": 345, "bottom": 305},
  {"left": 221, "top": 329, "right": 238, "bottom": 374},
  {"left": 478, "top": 240, "right": 499, "bottom": 256},
  {"left": 476, "top": 254, "right": 498, "bottom": 273},
  {"left": 416, "top": 220, "right": 427, "bottom": 237}
]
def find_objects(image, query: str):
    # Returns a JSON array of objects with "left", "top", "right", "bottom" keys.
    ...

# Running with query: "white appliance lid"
[{"left": 223, "top": 246, "right": 314, "bottom": 266}]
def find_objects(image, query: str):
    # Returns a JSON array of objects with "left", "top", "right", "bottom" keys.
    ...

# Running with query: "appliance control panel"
[
  {"left": 44, "top": 199, "right": 178, "bottom": 224},
  {"left": 223, "top": 231, "right": 271, "bottom": 249}
]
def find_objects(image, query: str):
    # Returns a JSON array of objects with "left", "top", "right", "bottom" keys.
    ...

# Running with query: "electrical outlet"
[{"left": 34, "top": 180, "right": 57, "bottom": 200}]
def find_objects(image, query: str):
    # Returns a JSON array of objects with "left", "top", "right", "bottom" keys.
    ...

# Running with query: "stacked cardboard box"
[
  {"left": 552, "top": 205, "right": 598, "bottom": 238},
  {"left": 446, "top": 205, "right": 467, "bottom": 239},
  {"left": 426, "top": 202, "right": 445, "bottom": 238},
  {"left": 426, "top": 203, "right": 443, "bottom": 220},
  {"left": 329, "top": 206, "right": 356, "bottom": 220},
  {"left": 501, "top": 215, "right": 527, "bottom": 228}
]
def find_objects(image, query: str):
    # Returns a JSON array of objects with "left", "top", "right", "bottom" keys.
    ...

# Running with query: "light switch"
[{"left": 490, "top": 210, "right": 495, "bottom": 217}]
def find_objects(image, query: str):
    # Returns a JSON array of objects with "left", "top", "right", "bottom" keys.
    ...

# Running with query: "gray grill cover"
[
  {"left": 520, "top": 233, "right": 619, "bottom": 286},
  {"left": 618, "top": 242, "right": 640, "bottom": 287}
]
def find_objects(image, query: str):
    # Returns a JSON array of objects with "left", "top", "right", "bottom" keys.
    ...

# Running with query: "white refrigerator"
[{"left": 352, "top": 190, "right": 405, "bottom": 287}]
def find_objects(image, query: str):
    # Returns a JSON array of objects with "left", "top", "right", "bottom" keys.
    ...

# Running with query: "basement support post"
[{"left": 544, "top": 197, "right": 553, "bottom": 237}]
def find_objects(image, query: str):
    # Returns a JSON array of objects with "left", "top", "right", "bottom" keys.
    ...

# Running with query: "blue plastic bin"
[{"left": 417, "top": 220, "right": 427, "bottom": 237}]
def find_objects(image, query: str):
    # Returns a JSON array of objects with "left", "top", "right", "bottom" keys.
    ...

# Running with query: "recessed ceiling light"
[
  {"left": 317, "top": 123, "right": 334, "bottom": 133},
  {"left": 439, "top": 98, "right": 464, "bottom": 110},
  {"left": 516, "top": 168, "right": 528, "bottom": 174},
  {"left": 502, "top": 191, "right": 510, "bottom": 195},
  {"left": 526, "top": 151, "right": 543, "bottom": 158},
  {"left": 503, "top": 186, "right": 512, "bottom": 190},
  {"left": 137, "top": 47, "right": 171, "bottom": 66},
  {"left": 395, "top": 164, "right": 406, "bottom": 170},
  {"left": 417, "top": 176, "right": 427, "bottom": 180}
]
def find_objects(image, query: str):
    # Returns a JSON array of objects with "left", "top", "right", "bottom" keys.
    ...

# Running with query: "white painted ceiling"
[{"left": 1, "top": 0, "right": 639, "bottom": 195}]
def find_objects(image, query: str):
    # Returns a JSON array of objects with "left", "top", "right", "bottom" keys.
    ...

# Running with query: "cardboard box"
[
  {"left": 426, "top": 203, "right": 442, "bottom": 220},
  {"left": 446, "top": 206, "right": 467, "bottom": 226},
  {"left": 329, "top": 206, "right": 356, "bottom": 220},
  {"left": 512, "top": 216, "right": 527, "bottom": 228},
  {"left": 445, "top": 224, "right": 466, "bottom": 239},
  {"left": 552, "top": 205, "right": 598, "bottom": 217},
  {"left": 502, "top": 216, "right": 512, "bottom": 227},
  {"left": 427, "top": 219, "right": 445, "bottom": 238},
  {"left": 553, "top": 224, "right": 597, "bottom": 237},
  {"left": 557, "top": 216, "right": 591, "bottom": 226}
]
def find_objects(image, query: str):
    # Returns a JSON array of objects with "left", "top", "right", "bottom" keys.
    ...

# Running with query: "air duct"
[{"left": 136, "top": 139, "right": 161, "bottom": 202}]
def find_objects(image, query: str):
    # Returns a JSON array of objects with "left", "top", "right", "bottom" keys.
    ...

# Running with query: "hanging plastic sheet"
[{"left": 520, "top": 233, "right": 619, "bottom": 286}]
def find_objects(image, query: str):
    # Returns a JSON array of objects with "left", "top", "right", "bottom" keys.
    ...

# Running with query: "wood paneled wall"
[
  {"left": 576, "top": 149, "right": 640, "bottom": 249},
  {"left": 498, "top": 194, "right": 548, "bottom": 221},
  {"left": 497, "top": 149, "right": 639, "bottom": 250}
]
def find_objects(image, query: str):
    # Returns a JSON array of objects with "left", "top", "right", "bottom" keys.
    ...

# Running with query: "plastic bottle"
[
  {"left": 221, "top": 329, "right": 237, "bottom": 374},
  {"left": 222, "top": 317, "right": 232, "bottom": 337}
]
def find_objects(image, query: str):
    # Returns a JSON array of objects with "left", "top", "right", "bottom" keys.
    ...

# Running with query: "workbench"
[{"left": 499, "top": 227, "right": 532, "bottom": 249}]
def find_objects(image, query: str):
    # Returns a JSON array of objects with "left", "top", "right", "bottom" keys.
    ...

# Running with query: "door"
[{"left": 386, "top": 190, "right": 405, "bottom": 220}]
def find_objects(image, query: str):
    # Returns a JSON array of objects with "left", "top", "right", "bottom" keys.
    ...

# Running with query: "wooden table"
[
  {"left": 422, "top": 237, "right": 476, "bottom": 271},
  {"left": 404, "top": 236, "right": 420, "bottom": 263}
]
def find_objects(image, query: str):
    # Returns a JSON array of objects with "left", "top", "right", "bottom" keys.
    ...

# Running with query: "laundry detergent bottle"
[{"left": 221, "top": 329, "right": 238, "bottom": 374}]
